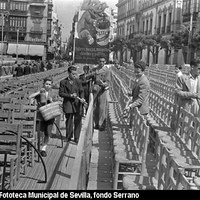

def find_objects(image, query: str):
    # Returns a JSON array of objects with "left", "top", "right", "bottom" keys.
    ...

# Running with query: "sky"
[{"left": 52, "top": 0, "right": 118, "bottom": 42}]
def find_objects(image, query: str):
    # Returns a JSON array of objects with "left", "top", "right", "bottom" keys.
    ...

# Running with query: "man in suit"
[
  {"left": 59, "top": 66, "right": 86, "bottom": 143},
  {"left": 125, "top": 60, "right": 150, "bottom": 117}
]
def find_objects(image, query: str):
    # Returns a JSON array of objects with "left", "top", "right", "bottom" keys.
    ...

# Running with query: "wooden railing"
[
  {"left": 68, "top": 93, "right": 94, "bottom": 190},
  {"left": 111, "top": 65, "right": 200, "bottom": 190}
]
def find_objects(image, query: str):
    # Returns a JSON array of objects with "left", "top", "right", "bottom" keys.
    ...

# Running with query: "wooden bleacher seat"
[{"left": 0, "top": 122, "right": 24, "bottom": 190}]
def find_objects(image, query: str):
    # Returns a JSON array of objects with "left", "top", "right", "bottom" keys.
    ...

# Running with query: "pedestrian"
[
  {"left": 29, "top": 77, "right": 57, "bottom": 157},
  {"left": 15, "top": 62, "right": 24, "bottom": 77},
  {"left": 12, "top": 61, "right": 18, "bottom": 77},
  {"left": 24, "top": 61, "right": 31, "bottom": 75},
  {"left": 175, "top": 59, "right": 200, "bottom": 116},
  {"left": 124, "top": 60, "right": 150, "bottom": 118},
  {"left": 92, "top": 57, "right": 110, "bottom": 130},
  {"left": 59, "top": 66, "right": 86, "bottom": 143}
]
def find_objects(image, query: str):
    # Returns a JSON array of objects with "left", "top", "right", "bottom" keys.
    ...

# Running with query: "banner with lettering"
[{"left": 74, "top": 0, "right": 110, "bottom": 64}]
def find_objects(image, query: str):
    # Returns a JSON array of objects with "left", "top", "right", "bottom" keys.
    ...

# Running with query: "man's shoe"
[
  {"left": 67, "top": 138, "right": 71, "bottom": 142},
  {"left": 94, "top": 124, "right": 99, "bottom": 129},
  {"left": 74, "top": 139, "right": 79, "bottom": 144},
  {"left": 40, "top": 150, "right": 47, "bottom": 157}
]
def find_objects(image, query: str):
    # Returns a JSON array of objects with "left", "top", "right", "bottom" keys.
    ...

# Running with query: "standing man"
[
  {"left": 175, "top": 59, "right": 200, "bottom": 116},
  {"left": 59, "top": 66, "right": 86, "bottom": 143},
  {"left": 124, "top": 60, "right": 150, "bottom": 118},
  {"left": 92, "top": 57, "right": 110, "bottom": 130}
]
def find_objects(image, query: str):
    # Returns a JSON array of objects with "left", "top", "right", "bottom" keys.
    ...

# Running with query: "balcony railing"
[{"left": 9, "top": 9, "right": 27, "bottom": 16}]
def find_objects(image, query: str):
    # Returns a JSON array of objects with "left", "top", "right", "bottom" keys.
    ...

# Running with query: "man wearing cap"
[{"left": 125, "top": 60, "right": 150, "bottom": 117}]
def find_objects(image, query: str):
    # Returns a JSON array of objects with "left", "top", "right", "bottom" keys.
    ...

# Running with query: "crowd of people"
[{"left": 12, "top": 60, "right": 64, "bottom": 77}]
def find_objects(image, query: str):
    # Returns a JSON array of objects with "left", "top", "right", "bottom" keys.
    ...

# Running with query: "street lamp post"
[
  {"left": 187, "top": 0, "right": 194, "bottom": 64},
  {"left": 1, "top": 13, "right": 4, "bottom": 60},
  {"left": 16, "top": 28, "right": 19, "bottom": 60}
]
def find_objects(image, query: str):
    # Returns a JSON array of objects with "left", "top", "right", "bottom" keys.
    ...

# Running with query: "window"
[
  {"left": 0, "top": 2, "right": 6, "bottom": 10},
  {"left": 10, "top": 2, "right": 27, "bottom": 11},
  {"left": 9, "top": 17, "right": 26, "bottom": 30}
]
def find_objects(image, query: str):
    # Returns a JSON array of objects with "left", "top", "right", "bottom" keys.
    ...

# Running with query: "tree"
[
  {"left": 170, "top": 28, "right": 189, "bottom": 63},
  {"left": 127, "top": 34, "right": 146, "bottom": 63},
  {"left": 143, "top": 34, "right": 162, "bottom": 64},
  {"left": 160, "top": 36, "right": 173, "bottom": 64},
  {"left": 109, "top": 36, "right": 128, "bottom": 64}
]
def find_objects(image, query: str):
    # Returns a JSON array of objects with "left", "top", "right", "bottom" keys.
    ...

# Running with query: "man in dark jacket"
[
  {"left": 15, "top": 63, "right": 24, "bottom": 77},
  {"left": 59, "top": 66, "right": 86, "bottom": 143},
  {"left": 125, "top": 60, "right": 150, "bottom": 117},
  {"left": 24, "top": 62, "right": 31, "bottom": 75}
]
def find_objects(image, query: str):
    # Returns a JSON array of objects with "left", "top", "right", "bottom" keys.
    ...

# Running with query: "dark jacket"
[
  {"left": 131, "top": 74, "right": 150, "bottom": 115},
  {"left": 59, "top": 77, "right": 84, "bottom": 114},
  {"left": 79, "top": 73, "right": 90, "bottom": 103},
  {"left": 24, "top": 65, "right": 31, "bottom": 75},
  {"left": 15, "top": 65, "right": 24, "bottom": 77}
]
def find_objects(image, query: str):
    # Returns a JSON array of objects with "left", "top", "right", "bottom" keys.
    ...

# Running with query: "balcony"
[
  {"left": 9, "top": 9, "right": 27, "bottom": 16},
  {"left": 30, "top": 0, "right": 46, "bottom": 7}
]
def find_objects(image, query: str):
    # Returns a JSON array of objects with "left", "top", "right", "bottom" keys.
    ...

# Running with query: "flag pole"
[
  {"left": 72, "top": 11, "right": 79, "bottom": 64},
  {"left": 72, "top": 22, "right": 76, "bottom": 64}
]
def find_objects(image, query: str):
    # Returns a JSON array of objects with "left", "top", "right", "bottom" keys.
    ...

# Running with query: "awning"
[
  {"left": 7, "top": 43, "right": 28, "bottom": 55},
  {"left": 28, "top": 45, "right": 44, "bottom": 56},
  {"left": 7, "top": 43, "right": 44, "bottom": 57}
]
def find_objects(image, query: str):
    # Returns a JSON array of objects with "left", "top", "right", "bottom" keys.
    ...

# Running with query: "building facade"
[
  {"left": 116, "top": 0, "right": 199, "bottom": 65},
  {"left": 0, "top": 0, "right": 53, "bottom": 61}
]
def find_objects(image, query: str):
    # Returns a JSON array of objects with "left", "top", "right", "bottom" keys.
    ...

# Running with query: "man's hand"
[
  {"left": 71, "top": 93, "right": 77, "bottom": 98},
  {"left": 80, "top": 98, "right": 87, "bottom": 105}
]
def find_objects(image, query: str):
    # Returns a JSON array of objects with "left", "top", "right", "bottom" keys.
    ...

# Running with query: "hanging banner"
[{"left": 75, "top": 0, "right": 111, "bottom": 64}]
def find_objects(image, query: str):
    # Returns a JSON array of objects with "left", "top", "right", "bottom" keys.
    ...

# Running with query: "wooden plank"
[{"left": 50, "top": 143, "right": 77, "bottom": 190}]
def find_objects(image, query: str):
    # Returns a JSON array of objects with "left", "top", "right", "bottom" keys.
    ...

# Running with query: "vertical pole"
[
  {"left": 72, "top": 23, "right": 76, "bottom": 64},
  {"left": 1, "top": 13, "right": 4, "bottom": 60},
  {"left": 16, "top": 29, "right": 19, "bottom": 60},
  {"left": 187, "top": 0, "right": 194, "bottom": 64}
]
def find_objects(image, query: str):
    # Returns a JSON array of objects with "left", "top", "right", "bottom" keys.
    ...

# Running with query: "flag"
[{"left": 73, "top": 11, "right": 79, "bottom": 23}]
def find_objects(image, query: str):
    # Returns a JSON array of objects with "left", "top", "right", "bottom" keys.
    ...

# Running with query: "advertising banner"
[{"left": 74, "top": 0, "right": 111, "bottom": 64}]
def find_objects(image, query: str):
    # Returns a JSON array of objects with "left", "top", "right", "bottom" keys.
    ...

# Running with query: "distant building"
[
  {"left": 47, "top": 11, "right": 62, "bottom": 60},
  {"left": 0, "top": 0, "right": 53, "bottom": 61},
  {"left": 115, "top": 0, "right": 194, "bottom": 65}
]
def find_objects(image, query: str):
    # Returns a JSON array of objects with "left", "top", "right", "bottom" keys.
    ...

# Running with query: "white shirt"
[
  {"left": 189, "top": 74, "right": 198, "bottom": 93},
  {"left": 177, "top": 71, "right": 183, "bottom": 78}
]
